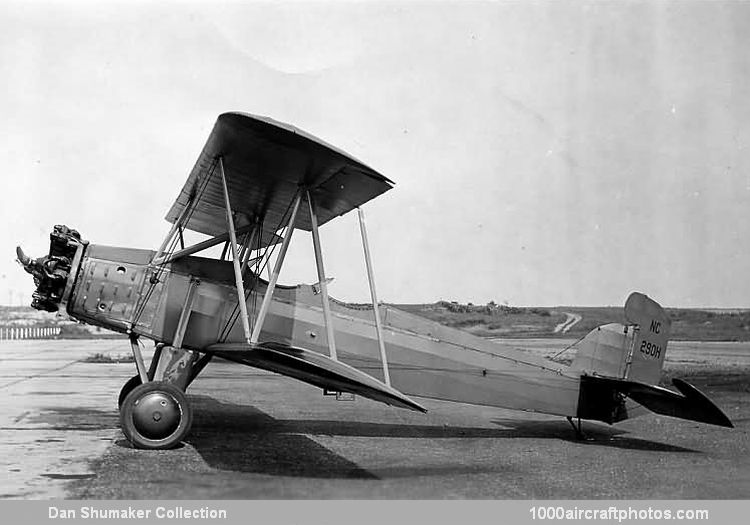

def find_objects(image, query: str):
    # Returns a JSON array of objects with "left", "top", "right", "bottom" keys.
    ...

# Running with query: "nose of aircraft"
[{"left": 15, "top": 225, "right": 85, "bottom": 312}]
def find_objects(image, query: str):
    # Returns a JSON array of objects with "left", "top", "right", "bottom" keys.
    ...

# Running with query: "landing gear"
[
  {"left": 120, "top": 381, "right": 193, "bottom": 449},
  {"left": 118, "top": 375, "right": 142, "bottom": 409},
  {"left": 118, "top": 339, "right": 199, "bottom": 449}
]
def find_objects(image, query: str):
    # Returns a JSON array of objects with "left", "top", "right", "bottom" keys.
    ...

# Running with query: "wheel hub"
[{"left": 132, "top": 391, "right": 181, "bottom": 439}]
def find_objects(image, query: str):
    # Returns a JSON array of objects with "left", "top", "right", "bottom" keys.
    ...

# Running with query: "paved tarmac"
[{"left": 1, "top": 339, "right": 748, "bottom": 499}]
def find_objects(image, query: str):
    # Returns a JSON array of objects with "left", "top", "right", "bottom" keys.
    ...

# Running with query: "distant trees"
[{"left": 437, "top": 300, "right": 551, "bottom": 317}]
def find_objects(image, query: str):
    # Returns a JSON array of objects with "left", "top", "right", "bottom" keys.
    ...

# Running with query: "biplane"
[{"left": 17, "top": 112, "right": 732, "bottom": 449}]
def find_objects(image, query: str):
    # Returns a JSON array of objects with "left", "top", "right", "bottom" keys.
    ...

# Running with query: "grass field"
[{"left": 392, "top": 302, "right": 750, "bottom": 341}]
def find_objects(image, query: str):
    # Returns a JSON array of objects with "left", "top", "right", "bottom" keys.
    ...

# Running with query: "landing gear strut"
[{"left": 566, "top": 416, "right": 589, "bottom": 441}]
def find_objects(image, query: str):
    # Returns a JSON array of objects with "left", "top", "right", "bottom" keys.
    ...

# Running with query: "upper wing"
[
  {"left": 206, "top": 341, "right": 426, "bottom": 413},
  {"left": 165, "top": 112, "right": 394, "bottom": 240}
]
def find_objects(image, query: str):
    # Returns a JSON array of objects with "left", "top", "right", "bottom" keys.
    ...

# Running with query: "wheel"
[
  {"left": 118, "top": 375, "right": 142, "bottom": 409},
  {"left": 119, "top": 381, "right": 193, "bottom": 450}
]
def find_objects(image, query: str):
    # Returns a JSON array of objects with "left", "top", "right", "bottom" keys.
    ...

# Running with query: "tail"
[{"left": 570, "top": 292, "right": 732, "bottom": 428}]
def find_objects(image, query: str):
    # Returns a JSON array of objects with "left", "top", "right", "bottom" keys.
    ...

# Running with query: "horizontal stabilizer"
[
  {"left": 582, "top": 375, "right": 733, "bottom": 428},
  {"left": 206, "top": 341, "right": 426, "bottom": 413}
]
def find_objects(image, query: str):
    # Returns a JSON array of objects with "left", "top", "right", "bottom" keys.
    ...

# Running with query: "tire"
[
  {"left": 118, "top": 375, "right": 142, "bottom": 409},
  {"left": 119, "top": 381, "right": 193, "bottom": 450}
]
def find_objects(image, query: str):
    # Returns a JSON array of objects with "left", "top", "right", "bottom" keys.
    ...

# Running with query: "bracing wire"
[
  {"left": 217, "top": 191, "right": 299, "bottom": 343},
  {"left": 550, "top": 331, "right": 587, "bottom": 360}
]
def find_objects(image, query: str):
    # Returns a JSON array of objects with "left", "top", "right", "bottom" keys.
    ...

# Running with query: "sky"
[{"left": 1, "top": 0, "right": 749, "bottom": 308}]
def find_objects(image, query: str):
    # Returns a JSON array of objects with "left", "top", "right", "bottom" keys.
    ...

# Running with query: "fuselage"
[{"left": 64, "top": 243, "right": 582, "bottom": 417}]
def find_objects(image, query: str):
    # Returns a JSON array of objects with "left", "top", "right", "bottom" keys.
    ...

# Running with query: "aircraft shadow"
[
  {"left": 186, "top": 396, "right": 377, "bottom": 479},
  {"left": 490, "top": 418, "right": 699, "bottom": 453},
  {"left": 185, "top": 395, "right": 697, "bottom": 480},
  {"left": 187, "top": 396, "right": 523, "bottom": 480},
  {"left": 283, "top": 418, "right": 697, "bottom": 453}
]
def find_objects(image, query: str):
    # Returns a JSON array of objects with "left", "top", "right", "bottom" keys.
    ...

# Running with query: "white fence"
[{"left": 0, "top": 326, "right": 62, "bottom": 340}]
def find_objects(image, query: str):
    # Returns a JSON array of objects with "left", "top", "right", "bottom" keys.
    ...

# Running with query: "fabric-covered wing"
[
  {"left": 165, "top": 112, "right": 394, "bottom": 239},
  {"left": 206, "top": 341, "right": 426, "bottom": 413}
]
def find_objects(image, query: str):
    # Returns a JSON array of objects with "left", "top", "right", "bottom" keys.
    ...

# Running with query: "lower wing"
[{"left": 206, "top": 341, "right": 426, "bottom": 413}]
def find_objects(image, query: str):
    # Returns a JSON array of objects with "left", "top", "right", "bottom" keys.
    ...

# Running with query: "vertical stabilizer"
[{"left": 623, "top": 292, "right": 670, "bottom": 385}]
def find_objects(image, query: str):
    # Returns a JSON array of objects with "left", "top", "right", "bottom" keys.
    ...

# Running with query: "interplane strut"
[
  {"left": 250, "top": 192, "right": 303, "bottom": 344},
  {"left": 358, "top": 207, "right": 391, "bottom": 385},
  {"left": 218, "top": 157, "right": 252, "bottom": 342},
  {"left": 307, "top": 190, "right": 338, "bottom": 361}
]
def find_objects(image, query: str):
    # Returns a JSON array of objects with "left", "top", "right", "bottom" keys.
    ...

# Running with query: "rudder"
[{"left": 623, "top": 292, "right": 670, "bottom": 385}]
